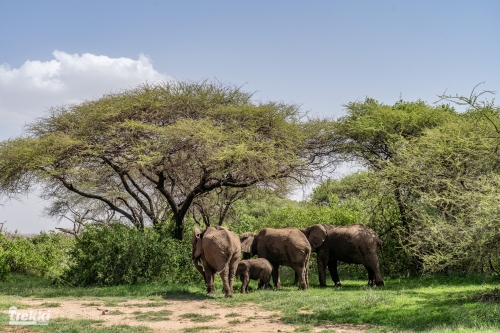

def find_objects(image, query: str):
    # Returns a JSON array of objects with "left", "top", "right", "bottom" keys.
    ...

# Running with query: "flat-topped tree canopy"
[{"left": 0, "top": 80, "right": 332, "bottom": 239}]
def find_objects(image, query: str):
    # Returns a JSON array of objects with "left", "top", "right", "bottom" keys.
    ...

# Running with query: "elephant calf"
[
  {"left": 236, "top": 258, "right": 273, "bottom": 293},
  {"left": 240, "top": 227, "right": 311, "bottom": 290}
]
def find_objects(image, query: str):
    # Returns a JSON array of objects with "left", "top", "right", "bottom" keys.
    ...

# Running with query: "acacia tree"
[
  {"left": 333, "top": 98, "right": 457, "bottom": 231},
  {"left": 388, "top": 91, "right": 500, "bottom": 276},
  {"left": 0, "top": 80, "right": 329, "bottom": 239}
]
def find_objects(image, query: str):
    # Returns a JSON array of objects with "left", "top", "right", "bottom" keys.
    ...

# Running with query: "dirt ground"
[{"left": 4, "top": 298, "right": 369, "bottom": 333}]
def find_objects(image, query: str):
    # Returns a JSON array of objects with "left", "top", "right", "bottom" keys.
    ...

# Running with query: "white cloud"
[
  {"left": 0, "top": 51, "right": 169, "bottom": 140},
  {"left": 0, "top": 51, "right": 170, "bottom": 233}
]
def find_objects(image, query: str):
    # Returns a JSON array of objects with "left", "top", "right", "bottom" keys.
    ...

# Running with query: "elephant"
[
  {"left": 301, "top": 224, "right": 384, "bottom": 287},
  {"left": 240, "top": 227, "right": 311, "bottom": 290},
  {"left": 235, "top": 258, "right": 273, "bottom": 293},
  {"left": 191, "top": 226, "right": 241, "bottom": 297}
]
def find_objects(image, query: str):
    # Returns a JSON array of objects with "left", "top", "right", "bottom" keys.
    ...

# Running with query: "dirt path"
[{"left": 7, "top": 298, "right": 369, "bottom": 333}]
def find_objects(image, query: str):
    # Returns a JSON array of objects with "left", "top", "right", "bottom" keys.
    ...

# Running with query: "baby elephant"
[{"left": 236, "top": 258, "right": 272, "bottom": 293}]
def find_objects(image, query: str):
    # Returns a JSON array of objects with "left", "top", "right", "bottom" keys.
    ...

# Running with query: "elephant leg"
[
  {"left": 257, "top": 272, "right": 264, "bottom": 289},
  {"left": 374, "top": 269, "right": 384, "bottom": 286},
  {"left": 365, "top": 265, "right": 375, "bottom": 286},
  {"left": 369, "top": 261, "right": 384, "bottom": 287},
  {"left": 271, "top": 263, "right": 281, "bottom": 289},
  {"left": 258, "top": 279, "right": 264, "bottom": 289},
  {"left": 328, "top": 260, "right": 342, "bottom": 286},
  {"left": 193, "top": 257, "right": 206, "bottom": 283},
  {"left": 305, "top": 257, "right": 310, "bottom": 288},
  {"left": 239, "top": 274, "right": 245, "bottom": 293},
  {"left": 293, "top": 272, "right": 299, "bottom": 285},
  {"left": 291, "top": 263, "right": 308, "bottom": 290},
  {"left": 260, "top": 271, "right": 271, "bottom": 289},
  {"left": 220, "top": 264, "right": 233, "bottom": 298},
  {"left": 303, "top": 251, "right": 310, "bottom": 289},
  {"left": 228, "top": 254, "right": 239, "bottom": 293},
  {"left": 317, "top": 255, "right": 328, "bottom": 287},
  {"left": 241, "top": 272, "right": 250, "bottom": 294},
  {"left": 204, "top": 265, "right": 216, "bottom": 294}
]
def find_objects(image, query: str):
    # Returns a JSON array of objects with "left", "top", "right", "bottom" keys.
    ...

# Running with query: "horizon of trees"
[{"left": 1, "top": 80, "right": 500, "bottom": 277}]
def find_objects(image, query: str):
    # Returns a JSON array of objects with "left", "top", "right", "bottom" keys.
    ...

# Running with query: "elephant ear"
[
  {"left": 192, "top": 227, "right": 204, "bottom": 259},
  {"left": 240, "top": 232, "right": 255, "bottom": 255},
  {"left": 302, "top": 224, "right": 328, "bottom": 252}
]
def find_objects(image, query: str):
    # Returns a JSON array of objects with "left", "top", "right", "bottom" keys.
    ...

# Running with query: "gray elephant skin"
[
  {"left": 240, "top": 227, "right": 311, "bottom": 290},
  {"left": 236, "top": 258, "right": 273, "bottom": 293},
  {"left": 191, "top": 226, "right": 241, "bottom": 297},
  {"left": 301, "top": 224, "right": 384, "bottom": 287}
]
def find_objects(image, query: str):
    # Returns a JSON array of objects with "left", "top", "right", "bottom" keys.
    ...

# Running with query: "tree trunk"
[
  {"left": 173, "top": 214, "right": 185, "bottom": 240},
  {"left": 393, "top": 188, "right": 409, "bottom": 232}
]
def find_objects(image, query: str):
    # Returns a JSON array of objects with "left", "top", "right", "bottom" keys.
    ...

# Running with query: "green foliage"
[
  {"left": 375, "top": 92, "right": 500, "bottom": 274},
  {"left": 0, "top": 245, "right": 9, "bottom": 282},
  {"left": 0, "top": 80, "right": 329, "bottom": 238},
  {"left": 62, "top": 224, "right": 200, "bottom": 286},
  {"left": 336, "top": 98, "right": 456, "bottom": 170},
  {"left": 397, "top": 116, "right": 500, "bottom": 272},
  {"left": 225, "top": 190, "right": 295, "bottom": 234},
  {"left": 310, "top": 172, "right": 414, "bottom": 275},
  {"left": 224, "top": 186, "right": 363, "bottom": 235},
  {"left": 262, "top": 201, "right": 362, "bottom": 230},
  {"left": 0, "top": 230, "right": 73, "bottom": 278}
]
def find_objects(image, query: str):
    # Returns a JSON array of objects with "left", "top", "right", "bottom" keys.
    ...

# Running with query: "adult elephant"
[
  {"left": 240, "top": 227, "right": 311, "bottom": 290},
  {"left": 191, "top": 226, "right": 241, "bottom": 297},
  {"left": 301, "top": 224, "right": 384, "bottom": 287}
]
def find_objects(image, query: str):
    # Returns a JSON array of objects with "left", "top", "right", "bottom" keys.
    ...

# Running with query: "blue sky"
[{"left": 1, "top": 1, "right": 499, "bottom": 233}]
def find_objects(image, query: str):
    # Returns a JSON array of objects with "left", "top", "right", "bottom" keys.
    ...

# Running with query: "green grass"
[
  {"left": 108, "top": 310, "right": 125, "bottom": 315},
  {"left": 1, "top": 317, "right": 153, "bottom": 332},
  {"left": 216, "top": 273, "right": 500, "bottom": 332},
  {"left": 181, "top": 326, "right": 221, "bottom": 333},
  {"left": 124, "top": 301, "right": 169, "bottom": 307},
  {"left": 0, "top": 273, "right": 205, "bottom": 299},
  {"left": 82, "top": 301, "right": 103, "bottom": 306},
  {"left": 133, "top": 309, "right": 172, "bottom": 321},
  {"left": 179, "top": 312, "right": 219, "bottom": 322},
  {"left": 1, "top": 272, "right": 500, "bottom": 332},
  {"left": 40, "top": 301, "right": 60, "bottom": 307}
]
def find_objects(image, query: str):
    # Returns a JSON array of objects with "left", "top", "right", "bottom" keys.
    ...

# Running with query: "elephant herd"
[{"left": 191, "top": 224, "right": 384, "bottom": 298}]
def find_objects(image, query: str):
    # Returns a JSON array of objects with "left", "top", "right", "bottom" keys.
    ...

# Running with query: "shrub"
[
  {"left": 63, "top": 224, "right": 200, "bottom": 286},
  {"left": 0, "top": 245, "right": 10, "bottom": 281},
  {"left": 228, "top": 197, "right": 362, "bottom": 234},
  {"left": 0, "top": 230, "right": 73, "bottom": 278}
]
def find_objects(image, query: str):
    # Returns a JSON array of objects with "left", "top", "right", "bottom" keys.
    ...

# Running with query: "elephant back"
[
  {"left": 326, "top": 224, "right": 381, "bottom": 263},
  {"left": 202, "top": 226, "right": 241, "bottom": 270},
  {"left": 257, "top": 228, "right": 311, "bottom": 265}
]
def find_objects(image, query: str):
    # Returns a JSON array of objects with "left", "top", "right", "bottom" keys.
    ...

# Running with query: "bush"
[
  {"left": 0, "top": 245, "right": 10, "bottom": 281},
  {"left": 228, "top": 198, "right": 362, "bottom": 234},
  {"left": 0, "top": 230, "right": 73, "bottom": 278},
  {"left": 63, "top": 224, "right": 200, "bottom": 286}
]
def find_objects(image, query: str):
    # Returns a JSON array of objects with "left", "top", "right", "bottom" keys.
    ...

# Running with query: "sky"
[{"left": 1, "top": 0, "right": 499, "bottom": 233}]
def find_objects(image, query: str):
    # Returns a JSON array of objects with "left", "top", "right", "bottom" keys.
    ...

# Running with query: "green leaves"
[
  {"left": 0, "top": 80, "right": 328, "bottom": 235},
  {"left": 62, "top": 224, "right": 199, "bottom": 286},
  {"left": 0, "top": 231, "right": 73, "bottom": 279}
]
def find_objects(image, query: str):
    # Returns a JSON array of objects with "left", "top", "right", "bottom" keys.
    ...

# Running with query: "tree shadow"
[{"left": 280, "top": 288, "right": 500, "bottom": 332}]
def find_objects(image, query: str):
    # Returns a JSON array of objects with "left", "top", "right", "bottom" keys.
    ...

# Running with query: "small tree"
[
  {"left": 391, "top": 89, "right": 500, "bottom": 276},
  {"left": 333, "top": 98, "right": 456, "bottom": 230}
]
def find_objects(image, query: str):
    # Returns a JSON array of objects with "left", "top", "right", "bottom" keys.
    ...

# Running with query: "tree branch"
[{"left": 54, "top": 175, "right": 138, "bottom": 226}]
